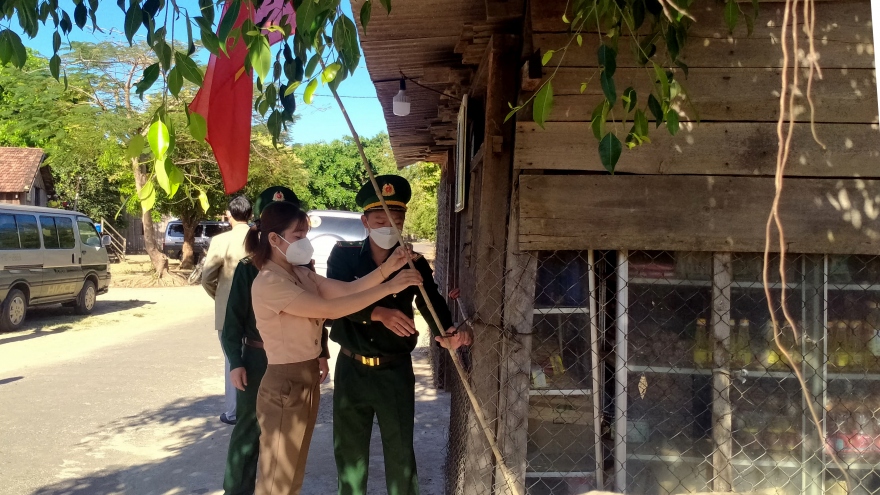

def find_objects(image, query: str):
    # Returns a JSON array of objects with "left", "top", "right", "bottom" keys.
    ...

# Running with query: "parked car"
[
  {"left": 307, "top": 210, "right": 368, "bottom": 276},
  {"left": 162, "top": 220, "right": 230, "bottom": 263},
  {"left": 0, "top": 204, "right": 112, "bottom": 332}
]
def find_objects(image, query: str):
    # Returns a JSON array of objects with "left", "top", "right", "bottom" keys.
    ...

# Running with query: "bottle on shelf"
[
  {"left": 693, "top": 318, "right": 712, "bottom": 368},
  {"left": 848, "top": 320, "right": 868, "bottom": 370},
  {"left": 829, "top": 321, "right": 852, "bottom": 370},
  {"left": 760, "top": 319, "right": 782, "bottom": 370},
  {"left": 866, "top": 301, "right": 880, "bottom": 371},
  {"left": 732, "top": 319, "right": 752, "bottom": 368}
]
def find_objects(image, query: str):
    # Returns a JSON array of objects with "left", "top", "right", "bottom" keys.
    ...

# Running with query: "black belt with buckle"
[{"left": 340, "top": 347, "right": 406, "bottom": 367}]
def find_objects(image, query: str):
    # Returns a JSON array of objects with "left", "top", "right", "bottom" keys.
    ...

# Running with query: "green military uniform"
[
  {"left": 220, "top": 186, "right": 331, "bottom": 495},
  {"left": 328, "top": 176, "right": 454, "bottom": 495}
]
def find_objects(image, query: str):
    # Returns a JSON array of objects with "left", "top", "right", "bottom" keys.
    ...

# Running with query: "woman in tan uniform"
[{"left": 244, "top": 201, "right": 421, "bottom": 495}]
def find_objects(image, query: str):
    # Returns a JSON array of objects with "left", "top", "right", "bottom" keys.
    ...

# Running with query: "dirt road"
[{"left": 0, "top": 286, "right": 449, "bottom": 495}]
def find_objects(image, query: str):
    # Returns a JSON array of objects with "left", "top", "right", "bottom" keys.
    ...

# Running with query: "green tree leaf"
[
  {"left": 333, "top": 15, "right": 360, "bottom": 75},
  {"left": 305, "top": 53, "right": 320, "bottom": 79},
  {"left": 53, "top": 31, "right": 62, "bottom": 53},
  {"left": 598, "top": 132, "right": 622, "bottom": 174},
  {"left": 174, "top": 51, "right": 204, "bottom": 87},
  {"left": 591, "top": 100, "right": 608, "bottom": 140},
  {"left": 218, "top": 0, "right": 241, "bottom": 53},
  {"left": 666, "top": 109, "right": 680, "bottom": 135},
  {"left": 186, "top": 13, "right": 196, "bottom": 56},
  {"left": 321, "top": 62, "right": 342, "bottom": 83},
  {"left": 283, "top": 80, "right": 300, "bottom": 96},
  {"left": 598, "top": 44, "right": 616, "bottom": 77},
  {"left": 148, "top": 118, "right": 171, "bottom": 160},
  {"left": 138, "top": 180, "right": 156, "bottom": 212},
  {"left": 724, "top": 0, "right": 739, "bottom": 34},
  {"left": 622, "top": 86, "right": 637, "bottom": 113},
  {"left": 198, "top": 188, "right": 210, "bottom": 212},
  {"left": 200, "top": 29, "right": 220, "bottom": 56},
  {"left": 360, "top": 0, "right": 372, "bottom": 33},
  {"left": 379, "top": 0, "right": 391, "bottom": 14},
  {"left": 648, "top": 93, "right": 664, "bottom": 127},
  {"left": 541, "top": 50, "right": 555, "bottom": 66},
  {"left": 124, "top": 1, "right": 142, "bottom": 46},
  {"left": 303, "top": 78, "right": 318, "bottom": 104},
  {"left": 249, "top": 35, "right": 272, "bottom": 83},
  {"left": 49, "top": 54, "right": 61, "bottom": 81},
  {"left": 634, "top": 109, "right": 649, "bottom": 138},
  {"left": 168, "top": 164, "right": 184, "bottom": 198},
  {"left": 167, "top": 66, "right": 183, "bottom": 96},
  {"left": 532, "top": 81, "right": 554, "bottom": 129},
  {"left": 154, "top": 40, "right": 172, "bottom": 72},
  {"left": 189, "top": 112, "right": 207, "bottom": 142},
  {"left": 74, "top": 1, "right": 87, "bottom": 29},
  {"left": 135, "top": 63, "right": 160, "bottom": 97},
  {"left": 154, "top": 157, "right": 171, "bottom": 194},
  {"left": 124, "top": 135, "right": 144, "bottom": 160},
  {"left": 600, "top": 71, "right": 616, "bottom": 106}
]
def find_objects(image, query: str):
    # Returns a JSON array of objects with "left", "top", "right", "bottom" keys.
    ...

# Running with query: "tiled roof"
[{"left": 0, "top": 147, "right": 45, "bottom": 193}]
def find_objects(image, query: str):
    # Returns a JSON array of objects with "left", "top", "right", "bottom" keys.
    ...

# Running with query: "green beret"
[
  {"left": 355, "top": 175, "right": 411, "bottom": 212},
  {"left": 254, "top": 186, "right": 300, "bottom": 218}
]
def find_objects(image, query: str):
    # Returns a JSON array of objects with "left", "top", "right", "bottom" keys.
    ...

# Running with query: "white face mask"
[
  {"left": 275, "top": 236, "right": 314, "bottom": 266},
  {"left": 369, "top": 227, "right": 398, "bottom": 250}
]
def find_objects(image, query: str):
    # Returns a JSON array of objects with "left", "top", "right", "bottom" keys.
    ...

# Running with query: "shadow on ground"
[
  {"left": 31, "top": 395, "right": 226, "bottom": 495},
  {"left": 0, "top": 299, "right": 155, "bottom": 345}
]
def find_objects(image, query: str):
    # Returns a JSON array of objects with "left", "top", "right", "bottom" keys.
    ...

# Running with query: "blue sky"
[{"left": 17, "top": 0, "right": 388, "bottom": 144}]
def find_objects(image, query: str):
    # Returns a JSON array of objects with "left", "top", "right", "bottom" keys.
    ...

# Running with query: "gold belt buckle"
[{"left": 360, "top": 356, "right": 379, "bottom": 366}]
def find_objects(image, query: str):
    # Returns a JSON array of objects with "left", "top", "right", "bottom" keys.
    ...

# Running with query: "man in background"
[{"left": 202, "top": 195, "right": 253, "bottom": 425}]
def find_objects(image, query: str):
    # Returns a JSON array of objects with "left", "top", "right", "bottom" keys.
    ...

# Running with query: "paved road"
[{"left": 0, "top": 286, "right": 449, "bottom": 495}]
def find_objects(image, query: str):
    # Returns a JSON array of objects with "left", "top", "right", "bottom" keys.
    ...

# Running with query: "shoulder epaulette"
[
  {"left": 337, "top": 240, "right": 363, "bottom": 248},
  {"left": 239, "top": 256, "right": 253, "bottom": 264}
]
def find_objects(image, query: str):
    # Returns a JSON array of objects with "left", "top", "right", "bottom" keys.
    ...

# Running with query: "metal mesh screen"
[{"left": 439, "top": 248, "right": 880, "bottom": 495}]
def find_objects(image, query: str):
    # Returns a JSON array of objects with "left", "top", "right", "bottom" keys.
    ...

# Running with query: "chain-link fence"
[{"left": 437, "top": 248, "right": 880, "bottom": 495}]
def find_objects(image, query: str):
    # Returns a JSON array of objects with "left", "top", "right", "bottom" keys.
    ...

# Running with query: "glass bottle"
[
  {"left": 830, "top": 320, "right": 851, "bottom": 370},
  {"left": 760, "top": 319, "right": 782, "bottom": 370},
  {"left": 849, "top": 320, "right": 867, "bottom": 370},
  {"left": 866, "top": 301, "right": 880, "bottom": 371},
  {"left": 694, "top": 318, "right": 711, "bottom": 368},
  {"left": 733, "top": 319, "right": 752, "bottom": 368}
]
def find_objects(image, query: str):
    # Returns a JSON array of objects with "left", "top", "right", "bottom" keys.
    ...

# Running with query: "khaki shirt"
[
  {"left": 251, "top": 260, "right": 326, "bottom": 365},
  {"left": 202, "top": 223, "right": 251, "bottom": 330}
]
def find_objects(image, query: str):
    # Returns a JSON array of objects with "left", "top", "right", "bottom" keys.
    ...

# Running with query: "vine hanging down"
[{"left": 507, "top": 0, "right": 759, "bottom": 173}]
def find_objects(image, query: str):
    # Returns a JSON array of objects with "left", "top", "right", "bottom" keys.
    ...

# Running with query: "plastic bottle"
[
  {"left": 830, "top": 320, "right": 851, "bottom": 370},
  {"left": 760, "top": 320, "right": 782, "bottom": 370}
]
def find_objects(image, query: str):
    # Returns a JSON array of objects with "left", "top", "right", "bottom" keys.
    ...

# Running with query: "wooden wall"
[{"left": 515, "top": 0, "right": 880, "bottom": 254}]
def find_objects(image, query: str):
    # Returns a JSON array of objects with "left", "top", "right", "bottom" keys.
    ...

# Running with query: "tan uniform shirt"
[
  {"left": 202, "top": 223, "right": 251, "bottom": 330},
  {"left": 251, "top": 260, "right": 326, "bottom": 365}
]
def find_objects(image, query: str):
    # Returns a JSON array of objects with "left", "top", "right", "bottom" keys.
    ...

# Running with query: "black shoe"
[{"left": 220, "top": 413, "right": 237, "bottom": 425}]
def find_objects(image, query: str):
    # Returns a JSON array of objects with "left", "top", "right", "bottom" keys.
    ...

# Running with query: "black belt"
[
  {"left": 243, "top": 337, "right": 264, "bottom": 349},
  {"left": 340, "top": 347, "right": 406, "bottom": 367}
]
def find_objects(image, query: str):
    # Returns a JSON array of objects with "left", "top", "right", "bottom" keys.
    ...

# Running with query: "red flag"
[{"left": 191, "top": 1, "right": 295, "bottom": 194}]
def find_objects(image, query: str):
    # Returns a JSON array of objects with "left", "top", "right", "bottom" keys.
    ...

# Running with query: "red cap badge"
[
  {"left": 273, "top": 191, "right": 285, "bottom": 201},
  {"left": 382, "top": 183, "right": 395, "bottom": 197}
]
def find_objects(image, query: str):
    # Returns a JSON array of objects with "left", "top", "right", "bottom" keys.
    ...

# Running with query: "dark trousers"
[
  {"left": 333, "top": 355, "right": 418, "bottom": 495},
  {"left": 223, "top": 345, "right": 268, "bottom": 495}
]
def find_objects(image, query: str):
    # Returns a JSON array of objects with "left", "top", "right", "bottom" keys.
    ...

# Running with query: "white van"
[{"left": 0, "top": 204, "right": 111, "bottom": 331}]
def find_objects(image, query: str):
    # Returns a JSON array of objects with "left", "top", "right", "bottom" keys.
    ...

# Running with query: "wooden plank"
[
  {"left": 518, "top": 174, "right": 880, "bottom": 255},
  {"left": 514, "top": 122, "right": 880, "bottom": 178},
  {"left": 530, "top": 0, "right": 870, "bottom": 36},
  {"left": 711, "top": 253, "right": 733, "bottom": 491},
  {"left": 542, "top": 67, "right": 877, "bottom": 123},
  {"left": 530, "top": 1, "right": 874, "bottom": 73}
]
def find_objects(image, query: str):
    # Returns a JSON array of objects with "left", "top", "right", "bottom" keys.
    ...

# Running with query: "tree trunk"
[
  {"left": 180, "top": 213, "right": 199, "bottom": 270},
  {"left": 131, "top": 157, "right": 170, "bottom": 278}
]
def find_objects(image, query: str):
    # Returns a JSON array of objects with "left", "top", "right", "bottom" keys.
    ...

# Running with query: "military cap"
[
  {"left": 253, "top": 186, "right": 300, "bottom": 218},
  {"left": 355, "top": 175, "right": 411, "bottom": 212}
]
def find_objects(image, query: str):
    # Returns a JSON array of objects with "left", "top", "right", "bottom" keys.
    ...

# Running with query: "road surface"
[{"left": 0, "top": 286, "right": 449, "bottom": 495}]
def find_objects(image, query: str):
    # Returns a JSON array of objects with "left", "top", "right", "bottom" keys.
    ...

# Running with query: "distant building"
[{"left": 0, "top": 147, "right": 53, "bottom": 206}]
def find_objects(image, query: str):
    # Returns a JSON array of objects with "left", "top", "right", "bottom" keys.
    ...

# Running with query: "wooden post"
[
  {"left": 497, "top": 171, "right": 537, "bottom": 495},
  {"left": 711, "top": 253, "right": 734, "bottom": 491},
  {"left": 462, "top": 33, "right": 522, "bottom": 495}
]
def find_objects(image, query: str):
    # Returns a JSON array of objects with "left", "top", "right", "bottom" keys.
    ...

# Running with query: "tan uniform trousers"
[{"left": 255, "top": 359, "right": 321, "bottom": 495}]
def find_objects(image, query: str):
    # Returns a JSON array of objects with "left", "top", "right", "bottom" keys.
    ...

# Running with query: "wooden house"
[
  {"left": 0, "top": 148, "right": 53, "bottom": 207},
  {"left": 354, "top": 0, "right": 880, "bottom": 494}
]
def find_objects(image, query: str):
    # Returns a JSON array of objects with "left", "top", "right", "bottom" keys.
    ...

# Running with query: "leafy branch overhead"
[
  {"left": 0, "top": 0, "right": 389, "bottom": 211},
  {"left": 507, "top": 0, "right": 758, "bottom": 173}
]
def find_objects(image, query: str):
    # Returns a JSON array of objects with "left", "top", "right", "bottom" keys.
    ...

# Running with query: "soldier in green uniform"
[
  {"left": 328, "top": 175, "right": 472, "bottom": 495},
  {"left": 219, "top": 186, "right": 329, "bottom": 495}
]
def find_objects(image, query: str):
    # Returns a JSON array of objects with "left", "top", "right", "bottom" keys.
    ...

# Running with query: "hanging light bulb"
[{"left": 392, "top": 78, "right": 410, "bottom": 117}]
